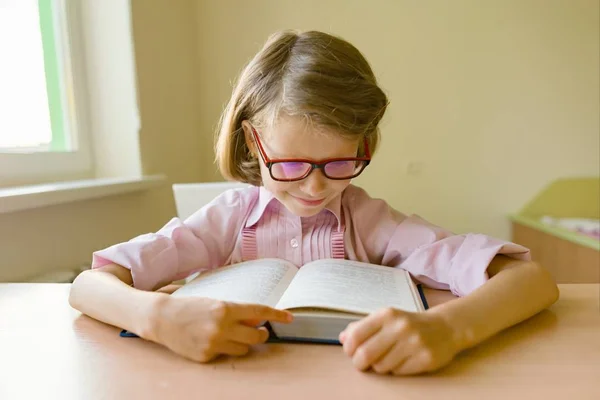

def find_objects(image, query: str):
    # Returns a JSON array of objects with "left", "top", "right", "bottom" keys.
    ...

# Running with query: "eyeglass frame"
[{"left": 249, "top": 126, "right": 372, "bottom": 182}]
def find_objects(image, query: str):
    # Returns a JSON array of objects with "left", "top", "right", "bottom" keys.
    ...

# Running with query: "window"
[
  {"left": 0, "top": 1, "right": 153, "bottom": 213},
  {"left": 1, "top": 0, "right": 143, "bottom": 190},
  {"left": 0, "top": 0, "right": 73, "bottom": 152},
  {"left": 0, "top": 0, "right": 94, "bottom": 186}
]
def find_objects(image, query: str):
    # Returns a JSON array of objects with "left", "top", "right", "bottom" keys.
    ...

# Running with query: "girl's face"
[{"left": 243, "top": 115, "right": 361, "bottom": 218}]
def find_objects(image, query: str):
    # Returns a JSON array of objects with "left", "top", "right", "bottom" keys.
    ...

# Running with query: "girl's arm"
[
  {"left": 69, "top": 264, "right": 167, "bottom": 340},
  {"left": 427, "top": 256, "right": 559, "bottom": 351},
  {"left": 340, "top": 256, "right": 559, "bottom": 375},
  {"left": 69, "top": 264, "right": 293, "bottom": 363}
]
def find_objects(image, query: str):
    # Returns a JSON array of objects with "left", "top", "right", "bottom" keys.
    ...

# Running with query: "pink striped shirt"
[{"left": 91, "top": 185, "right": 530, "bottom": 297}]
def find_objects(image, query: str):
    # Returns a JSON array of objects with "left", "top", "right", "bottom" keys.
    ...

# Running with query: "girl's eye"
[
  {"left": 272, "top": 162, "right": 311, "bottom": 179},
  {"left": 324, "top": 160, "right": 357, "bottom": 177}
]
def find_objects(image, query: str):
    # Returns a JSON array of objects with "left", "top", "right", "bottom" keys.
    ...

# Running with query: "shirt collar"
[
  {"left": 245, "top": 186, "right": 343, "bottom": 231},
  {"left": 245, "top": 186, "right": 278, "bottom": 228}
]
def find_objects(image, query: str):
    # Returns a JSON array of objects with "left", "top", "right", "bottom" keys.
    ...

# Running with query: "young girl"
[{"left": 69, "top": 30, "right": 559, "bottom": 375}]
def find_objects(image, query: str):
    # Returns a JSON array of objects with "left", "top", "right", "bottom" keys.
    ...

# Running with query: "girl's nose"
[{"left": 300, "top": 168, "right": 327, "bottom": 197}]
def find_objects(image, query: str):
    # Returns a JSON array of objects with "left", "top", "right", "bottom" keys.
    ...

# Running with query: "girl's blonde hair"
[{"left": 215, "top": 30, "right": 389, "bottom": 186}]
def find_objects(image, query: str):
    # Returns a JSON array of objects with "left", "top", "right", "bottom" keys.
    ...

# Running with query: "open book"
[{"left": 168, "top": 258, "right": 427, "bottom": 344}]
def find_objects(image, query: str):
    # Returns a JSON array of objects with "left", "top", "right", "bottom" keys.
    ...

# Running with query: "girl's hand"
[
  {"left": 149, "top": 295, "right": 293, "bottom": 363},
  {"left": 339, "top": 307, "right": 458, "bottom": 375}
]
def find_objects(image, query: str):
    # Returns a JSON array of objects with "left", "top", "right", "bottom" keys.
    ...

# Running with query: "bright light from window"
[{"left": 0, "top": 0, "right": 52, "bottom": 150}]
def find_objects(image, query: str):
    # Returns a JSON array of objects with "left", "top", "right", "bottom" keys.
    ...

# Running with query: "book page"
[
  {"left": 171, "top": 259, "right": 298, "bottom": 308},
  {"left": 274, "top": 259, "right": 422, "bottom": 314}
]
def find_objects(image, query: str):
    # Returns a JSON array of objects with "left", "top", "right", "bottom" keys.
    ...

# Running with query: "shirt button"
[{"left": 290, "top": 238, "right": 299, "bottom": 248}]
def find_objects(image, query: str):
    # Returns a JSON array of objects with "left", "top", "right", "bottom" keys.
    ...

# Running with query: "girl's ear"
[{"left": 241, "top": 120, "right": 257, "bottom": 158}]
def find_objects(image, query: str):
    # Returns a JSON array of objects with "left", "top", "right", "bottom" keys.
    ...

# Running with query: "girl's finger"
[
  {"left": 217, "top": 341, "right": 251, "bottom": 357},
  {"left": 350, "top": 327, "right": 402, "bottom": 371},
  {"left": 342, "top": 318, "right": 383, "bottom": 357},
  {"left": 392, "top": 352, "right": 431, "bottom": 376},
  {"left": 342, "top": 308, "right": 409, "bottom": 357},
  {"left": 370, "top": 339, "right": 412, "bottom": 374},
  {"left": 228, "top": 303, "right": 293, "bottom": 324},
  {"left": 226, "top": 324, "right": 269, "bottom": 345}
]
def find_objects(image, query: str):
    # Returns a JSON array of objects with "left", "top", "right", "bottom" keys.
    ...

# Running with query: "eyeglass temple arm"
[{"left": 250, "top": 127, "right": 271, "bottom": 164}]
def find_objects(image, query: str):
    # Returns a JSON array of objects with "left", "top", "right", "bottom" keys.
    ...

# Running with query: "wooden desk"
[{"left": 0, "top": 284, "right": 598, "bottom": 400}]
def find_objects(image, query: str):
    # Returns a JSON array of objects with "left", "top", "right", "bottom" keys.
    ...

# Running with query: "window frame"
[{"left": 0, "top": 0, "right": 94, "bottom": 186}]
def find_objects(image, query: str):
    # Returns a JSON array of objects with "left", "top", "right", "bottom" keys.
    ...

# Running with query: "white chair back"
[
  {"left": 172, "top": 181, "right": 250, "bottom": 220},
  {"left": 172, "top": 181, "right": 251, "bottom": 283}
]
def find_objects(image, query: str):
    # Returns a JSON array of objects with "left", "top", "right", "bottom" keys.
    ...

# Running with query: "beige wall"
[
  {"left": 196, "top": 0, "right": 600, "bottom": 239},
  {"left": 2, "top": 0, "right": 598, "bottom": 281}
]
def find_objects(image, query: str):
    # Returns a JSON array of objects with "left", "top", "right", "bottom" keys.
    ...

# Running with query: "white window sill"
[{"left": 0, "top": 175, "right": 166, "bottom": 214}]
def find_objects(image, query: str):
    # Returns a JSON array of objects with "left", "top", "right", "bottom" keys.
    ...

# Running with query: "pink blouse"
[{"left": 92, "top": 185, "right": 530, "bottom": 296}]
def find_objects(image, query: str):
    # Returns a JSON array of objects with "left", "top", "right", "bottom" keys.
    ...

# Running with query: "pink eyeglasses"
[{"left": 251, "top": 126, "right": 371, "bottom": 182}]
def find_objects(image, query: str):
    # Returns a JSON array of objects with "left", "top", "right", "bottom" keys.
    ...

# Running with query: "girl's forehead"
[
  {"left": 263, "top": 115, "right": 355, "bottom": 142},
  {"left": 260, "top": 116, "right": 360, "bottom": 159}
]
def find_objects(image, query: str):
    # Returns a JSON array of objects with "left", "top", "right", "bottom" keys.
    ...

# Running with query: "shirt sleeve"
[
  {"left": 349, "top": 187, "right": 531, "bottom": 297},
  {"left": 382, "top": 215, "right": 531, "bottom": 296},
  {"left": 91, "top": 188, "right": 248, "bottom": 291}
]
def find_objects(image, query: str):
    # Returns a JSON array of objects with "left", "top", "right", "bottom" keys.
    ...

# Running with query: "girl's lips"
[{"left": 292, "top": 195, "right": 326, "bottom": 206}]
